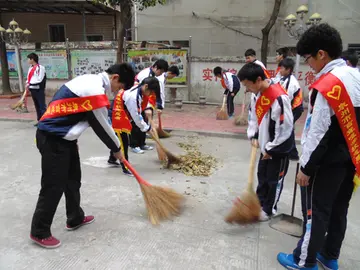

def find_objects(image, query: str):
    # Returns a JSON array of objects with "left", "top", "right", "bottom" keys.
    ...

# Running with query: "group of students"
[
  {"left": 234, "top": 23, "right": 360, "bottom": 270},
  {"left": 26, "top": 21, "right": 359, "bottom": 270}
]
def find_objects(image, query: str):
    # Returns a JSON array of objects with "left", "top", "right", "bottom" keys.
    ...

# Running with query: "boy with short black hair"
[
  {"left": 213, "top": 66, "right": 241, "bottom": 117},
  {"left": 238, "top": 62, "right": 294, "bottom": 221},
  {"left": 108, "top": 77, "right": 160, "bottom": 175},
  {"left": 341, "top": 49, "right": 359, "bottom": 69},
  {"left": 273, "top": 47, "right": 290, "bottom": 83},
  {"left": 244, "top": 48, "right": 270, "bottom": 78},
  {"left": 30, "top": 63, "right": 135, "bottom": 249},
  {"left": 26, "top": 52, "right": 47, "bottom": 124},
  {"left": 277, "top": 23, "right": 360, "bottom": 270},
  {"left": 278, "top": 58, "right": 304, "bottom": 160}
]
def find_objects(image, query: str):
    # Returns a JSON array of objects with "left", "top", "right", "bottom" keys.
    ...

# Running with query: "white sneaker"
[
  {"left": 259, "top": 210, "right": 270, "bottom": 222},
  {"left": 272, "top": 209, "right": 278, "bottom": 216},
  {"left": 131, "top": 147, "right": 145, "bottom": 154},
  {"left": 141, "top": 145, "right": 153, "bottom": 151}
]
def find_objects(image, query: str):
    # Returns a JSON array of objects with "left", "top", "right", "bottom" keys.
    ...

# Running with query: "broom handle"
[
  {"left": 122, "top": 159, "right": 151, "bottom": 186},
  {"left": 247, "top": 145, "right": 257, "bottom": 188},
  {"left": 158, "top": 112, "right": 163, "bottom": 129},
  {"left": 240, "top": 92, "right": 247, "bottom": 116},
  {"left": 221, "top": 95, "right": 227, "bottom": 110},
  {"left": 290, "top": 163, "right": 300, "bottom": 217}
]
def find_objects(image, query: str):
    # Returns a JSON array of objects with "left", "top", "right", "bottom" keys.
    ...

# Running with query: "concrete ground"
[{"left": 0, "top": 121, "right": 359, "bottom": 270}]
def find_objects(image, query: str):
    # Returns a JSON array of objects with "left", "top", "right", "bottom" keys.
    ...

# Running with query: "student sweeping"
[
  {"left": 130, "top": 59, "right": 169, "bottom": 154},
  {"left": 278, "top": 58, "right": 304, "bottom": 161},
  {"left": 30, "top": 63, "right": 135, "bottom": 249},
  {"left": 277, "top": 23, "right": 360, "bottom": 270},
  {"left": 213, "top": 66, "right": 241, "bottom": 117},
  {"left": 238, "top": 62, "right": 294, "bottom": 221},
  {"left": 107, "top": 77, "right": 161, "bottom": 175}
]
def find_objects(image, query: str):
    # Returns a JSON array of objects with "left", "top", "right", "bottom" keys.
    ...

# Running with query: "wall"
[
  {"left": 137, "top": 0, "right": 360, "bottom": 57},
  {"left": 188, "top": 57, "right": 314, "bottom": 105},
  {"left": 1, "top": 12, "right": 115, "bottom": 42}
]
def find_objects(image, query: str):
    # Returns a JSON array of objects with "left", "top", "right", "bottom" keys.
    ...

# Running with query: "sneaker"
[
  {"left": 272, "top": 209, "right": 278, "bottom": 216},
  {"left": 108, "top": 158, "right": 120, "bottom": 166},
  {"left": 259, "top": 210, "right": 270, "bottom": 222},
  {"left": 140, "top": 145, "right": 153, "bottom": 151},
  {"left": 277, "top": 253, "right": 318, "bottom": 269},
  {"left": 30, "top": 234, "right": 61, "bottom": 249},
  {"left": 317, "top": 253, "right": 338, "bottom": 270},
  {"left": 131, "top": 147, "right": 145, "bottom": 154},
  {"left": 123, "top": 169, "right": 134, "bottom": 177},
  {"left": 66, "top": 215, "right": 95, "bottom": 231}
]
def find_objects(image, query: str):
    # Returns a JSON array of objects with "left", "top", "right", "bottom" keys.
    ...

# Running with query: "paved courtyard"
[{"left": 0, "top": 121, "right": 359, "bottom": 270}]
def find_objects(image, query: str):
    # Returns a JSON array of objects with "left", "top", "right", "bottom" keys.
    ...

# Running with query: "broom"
[
  {"left": 216, "top": 95, "right": 229, "bottom": 120},
  {"left": 122, "top": 159, "right": 184, "bottom": 225},
  {"left": 225, "top": 145, "right": 261, "bottom": 224},
  {"left": 151, "top": 124, "right": 167, "bottom": 161},
  {"left": 151, "top": 134, "right": 181, "bottom": 167},
  {"left": 156, "top": 112, "right": 171, "bottom": 138},
  {"left": 234, "top": 92, "right": 248, "bottom": 126},
  {"left": 10, "top": 88, "right": 28, "bottom": 110}
]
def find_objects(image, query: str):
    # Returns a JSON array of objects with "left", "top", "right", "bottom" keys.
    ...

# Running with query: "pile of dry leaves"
[{"left": 167, "top": 142, "right": 218, "bottom": 176}]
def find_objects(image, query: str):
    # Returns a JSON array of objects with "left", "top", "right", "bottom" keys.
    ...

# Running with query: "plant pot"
[
  {"left": 175, "top": 98, "right": 183, "bottom": 109},
  {"left": 199, "top": 96, "right": 206, "bottom": 105}
]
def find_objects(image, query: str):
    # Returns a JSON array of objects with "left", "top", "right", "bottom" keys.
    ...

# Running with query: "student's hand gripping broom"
[
  {"left": 122, "top": 159, "right": 184, "bottom": 225},
  {"left": 225, "top": 144, "right": 261, "bottom": 224},
  {"left": 216, "top": 95, "right": 229, "bottom": 120}
]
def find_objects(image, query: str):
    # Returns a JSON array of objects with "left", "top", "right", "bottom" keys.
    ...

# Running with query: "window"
[
  {"left": 172, "top": 40, "right": 189, "bottom": 48},
  {"left": 87, "top": 35, "right": 103, "bottom": 41},
  {"left": 49, "top": 24, "right": 65, "bottom": 42}
]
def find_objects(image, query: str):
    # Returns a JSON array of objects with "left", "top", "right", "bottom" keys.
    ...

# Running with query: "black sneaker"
[
  {"left": 123, "top": 169, "right": 134, "bottom": 177},
  {"left": 108, "top": 158, "right": 120, "bottom": 166}
]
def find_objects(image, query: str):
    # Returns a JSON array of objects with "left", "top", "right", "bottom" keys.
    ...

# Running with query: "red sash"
[
  {"left": 311, "top": 72, "right": 360, "bottom": 190},
  {"left": 27, "top": 64, "right": 39, "bottom": 84},
  {"left": 263, "top": 68, "right": 271, "bottom": 79},
  {"left": 111, "top": 90, "right": 132, "bottom": 134},
  {"left": 255, "top": 84, "right": 287, "bottom": 125},
  {"left": 40, "top": 94, "right": 109, "bottom": 121},
  {"left": 221, "top": 73, "right": 228, "bottom": 89},
  {"left": 275, "top": 66, "right": 280, "bottom": 75},
  {"left": 292, "top": 89, "right": 303, "bottom": 110}
]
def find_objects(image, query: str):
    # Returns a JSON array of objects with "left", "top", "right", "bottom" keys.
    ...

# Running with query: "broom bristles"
[
  {"left": 216, "top": 108, "right": 229, "bottom": 120},
  {"left": 234, "top": 115, "right": 248, "bottom": 126},
  {"left": 224, "top": 189, "right": 261, "bottom": 224},
  {"left": 140, "top": 183, "right": 184, "bottom": 225},
  {"left": 157, "top": 127, "right": 171, "bottom": 138},
  {"left": 156, "top": 143, "right": 167, "bottom": 161}
]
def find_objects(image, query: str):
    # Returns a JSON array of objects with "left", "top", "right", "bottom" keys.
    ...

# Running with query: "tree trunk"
[
  {"left": 0, "top": 13, "right": 12, "bottom": 94},
  {"left": 117, "top": 1, "right": 131, "bottom": 63},
  {"left": 261, "top": 0, "right": 282, "bottom": 66}
]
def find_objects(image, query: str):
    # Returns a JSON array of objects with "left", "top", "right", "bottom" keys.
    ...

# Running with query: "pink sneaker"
[
  {"left": 30, "top": 235, "right": 61, "bottom": 249},
  {"left": 66, "top": 215, "right": 95, "bottom": 231}
]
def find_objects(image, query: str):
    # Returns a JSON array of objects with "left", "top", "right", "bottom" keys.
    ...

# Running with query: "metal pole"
[
  {"left": 82, "top": 12, "right": 87, "bottom": 42},
  {"left": 14, "top": 44, "right": 24, "bottom": 93},
  {"left": 187, "top": 36, "right": 192, "bottom": 101},
  {"left": 294, "top": 54, "right": 300, "bottom": 79},
  {"left": 134, "top": 4, "right": 138, "bottom": 41},
  {"left": 65, "top": 38, "right": 72, "bottom": 79}
]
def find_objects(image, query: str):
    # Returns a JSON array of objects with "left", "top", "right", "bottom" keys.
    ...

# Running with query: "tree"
[
  {"left": 0, "top": 13, "right": 12, "bottom": 95},
  {"left": 261, "top": 0, "right": 282, "bottom": 66},
  {"left": 96, "top": 0, "right": 166, "bottom": 62}
]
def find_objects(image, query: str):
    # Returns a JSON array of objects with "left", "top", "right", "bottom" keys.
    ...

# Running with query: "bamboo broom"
[
  {"left": 225, "top": 145, "right": 261, "bottom": 224},
  {"left": 122, "top": 159, "right": 184, "bottom": 225},
  {"left": 234, "top": 92, "right": 248, "bottom": 126},
  {"left": 156, "top": 112, "right": 171, "bottom": 138},
  {"left": 216, "top": 95, "right": 229, "bottom": 120}
]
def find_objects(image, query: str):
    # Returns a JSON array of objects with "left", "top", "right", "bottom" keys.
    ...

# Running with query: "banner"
[
  {"left": 0, "top": 50, "right": 69, "bottom": 79},
  {"left": 71, "top": 50, "right": 117, "bottom": 77},
  {"left": 0, "top": 51, "right": 18, "bottom": 77},
  {"left": 127, "top": 49, "right": 188, "bottom": 83}
]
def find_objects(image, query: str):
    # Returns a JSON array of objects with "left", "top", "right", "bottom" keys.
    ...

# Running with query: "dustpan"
[{"left": 269, "top": 162, "right": 303, "bottom": 238}]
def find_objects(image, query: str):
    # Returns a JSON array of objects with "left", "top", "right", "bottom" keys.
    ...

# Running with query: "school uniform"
[
  {"left": 291, "top": 59, "right": 360, "bottom": 268},
  {"left": 26, "top": 64, "right": 47, "bottom": 121},
  {"left": 31, "top": 72, "right": 120, "bottom": 239},
  {"left": 109, "top": 85, "right": 151, "bottom": 170},
  {"left": 272, "top": 66, "right": 282, "bottom": 83},
  {"left": 220, "top": 72, "right": 241, "bottom": 116},
  {"left": 247, "top": 82, "right": 294, "bottom": 216},
  {"left": 253, "top": 59, "right": 271, "bottom": 79},
  {"left": 280, "top": 74, "right": 304, "bottom": 159}
]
